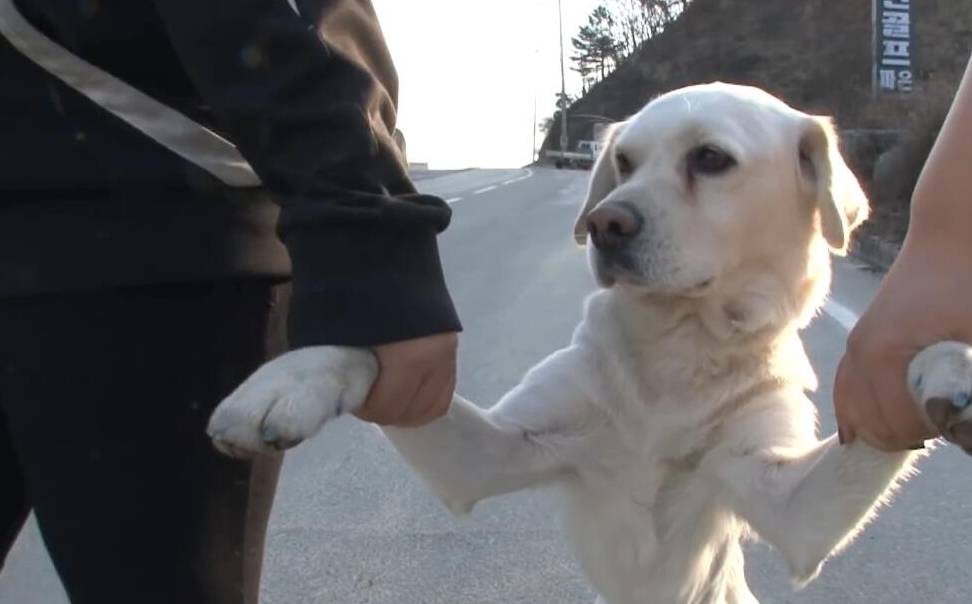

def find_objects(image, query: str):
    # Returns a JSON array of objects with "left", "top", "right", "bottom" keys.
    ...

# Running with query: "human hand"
[
  {"left": 834, "top": 231, "right": 972, "bottom": 451},
  {"left": 354, "top": 332, "right": 458, "bottom": 427}
]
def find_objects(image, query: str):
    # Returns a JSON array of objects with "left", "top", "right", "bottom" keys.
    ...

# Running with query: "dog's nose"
[{"left": 586, "top": 202, "right": 643, "bottom": 251}]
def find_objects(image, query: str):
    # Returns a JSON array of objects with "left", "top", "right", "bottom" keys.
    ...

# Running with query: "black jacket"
[{"left": 0, "top": 0, "right": 461, "bottom": 347}]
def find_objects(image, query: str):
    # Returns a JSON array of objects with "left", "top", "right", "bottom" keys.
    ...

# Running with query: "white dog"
[{"left": 208, "top": 83, "right": 972, "bottom": 604}]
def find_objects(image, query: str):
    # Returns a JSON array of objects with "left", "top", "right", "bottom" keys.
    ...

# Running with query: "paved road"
[{"left": 2, "top": 168, "right": 970, "bottom": 603}]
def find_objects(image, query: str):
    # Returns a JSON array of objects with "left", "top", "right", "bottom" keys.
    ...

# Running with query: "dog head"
[{"left": 573, "top": 83, "right": 868, "bottom": 328}]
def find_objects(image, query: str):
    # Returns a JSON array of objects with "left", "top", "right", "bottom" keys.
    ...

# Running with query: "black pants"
[{"left": 0, "top": 281, "right": 289, "bottom": 604}]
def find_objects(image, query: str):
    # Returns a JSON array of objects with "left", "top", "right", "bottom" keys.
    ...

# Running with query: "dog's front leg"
[
  {"left": 385, "top": 346, "right": 601, "bottom": 514},
  {"left": 708, "top": 433, "right": 916, "bottom": 586},
  {"left": 707, "top": 341, "right": 972, "bottom": 586},
  {"left": 382, "top": 395, "right": 565, "bottom": 514}
]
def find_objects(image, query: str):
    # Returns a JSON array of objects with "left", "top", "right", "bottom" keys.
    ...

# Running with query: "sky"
[{"left": 372, "top": 0, "right": 605, "bottom": 169}]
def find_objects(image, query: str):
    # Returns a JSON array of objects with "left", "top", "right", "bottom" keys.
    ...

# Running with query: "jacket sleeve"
[{"left": 151, "top": 0, "right": 461, "bottom": 347}]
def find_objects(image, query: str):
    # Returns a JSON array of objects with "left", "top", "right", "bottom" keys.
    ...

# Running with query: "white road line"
[
  {"left": 823, "top": 299, "right": 859, "bottom": 332},
  {"left": 440, "top": 168, "right": 533, "bottom": 203},
  {"left": 510, "top": 168, "right": 535, "bottom": 183},
  {"left": 500, "top": 168, "right": 534, "bottom": 186}
]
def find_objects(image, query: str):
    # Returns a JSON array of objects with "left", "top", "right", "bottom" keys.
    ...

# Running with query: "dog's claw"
[
  {"left": 212, "top": 436, "right": 257, "bottom": 459},
  {"left": 912, "top": 373, "right": 923, "bottom": 392},
  {"left": 923, "top": 397, "right": 972, "bottom": 457},
  {"left": 951, "top": 421, "right": 972, "bottom": 449},
  {"left": 260, "top": 425, "right": 302, "bottom": 450},
  {"left": 927, "top": 398, "right": 953, "bottom": 433},
  {"left": 261, "top": 425, "right": 279, "bottom": 444}
]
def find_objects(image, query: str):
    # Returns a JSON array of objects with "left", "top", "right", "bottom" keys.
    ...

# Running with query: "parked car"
[{"left": 544, "top": 140, "right": 602, "bottom": 169}]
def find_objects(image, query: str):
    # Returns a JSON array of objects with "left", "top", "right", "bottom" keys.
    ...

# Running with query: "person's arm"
[
  {"left": 153, "top": 1, "right": 461, "bottom": 426},
  {"left": 834, "top": 54, "right": 972, "bottom": 450},
  {"left": 908, "top": 55, "right": 972, "bottom": 241},
  {"left": 151, "top": 0, "right": 460, "bottom": 348}
]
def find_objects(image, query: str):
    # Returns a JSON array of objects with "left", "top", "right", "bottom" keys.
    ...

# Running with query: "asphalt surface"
[{"left": 2, "top": 167, "right": 970, "bottom": 603}]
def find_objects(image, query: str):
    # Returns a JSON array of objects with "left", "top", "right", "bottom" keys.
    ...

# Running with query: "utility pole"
[
  {"left": 871, "top": 0, "right": 878, "bottom": 100},
  {"left": 532, "top": 47, "right": 539, "bottom": 164},
  {"left": 558, "top": 0, "right": 569, "bottom": 154},
  {"left": 532, "top": 89, "right": 538, "bottom": 163}
]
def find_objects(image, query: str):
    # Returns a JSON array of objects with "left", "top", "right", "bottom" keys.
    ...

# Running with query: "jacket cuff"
[{"left": 284, "top": 221, "right": 461, "bottom": 348}]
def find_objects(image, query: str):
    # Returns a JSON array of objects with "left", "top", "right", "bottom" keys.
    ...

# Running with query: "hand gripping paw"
[{"left": 207, "top": 347, "right": 378, "bottom": 457}]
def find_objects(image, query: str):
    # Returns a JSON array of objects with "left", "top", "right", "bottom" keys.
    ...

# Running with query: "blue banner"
[{"left": 875, "top": 0, "right": 915, "bottom": 95}]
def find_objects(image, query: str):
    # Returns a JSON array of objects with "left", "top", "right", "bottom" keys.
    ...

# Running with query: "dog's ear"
[
  {"left": 797, "top": 116, "right": 869, "bottom": 255},
  {"left": 573, "top": 122, "right": 627, "bottom": 245}
]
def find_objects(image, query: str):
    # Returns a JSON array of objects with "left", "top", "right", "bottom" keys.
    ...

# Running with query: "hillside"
[{"left": 545, "top": 0, "right": 970, "bottom": 147}]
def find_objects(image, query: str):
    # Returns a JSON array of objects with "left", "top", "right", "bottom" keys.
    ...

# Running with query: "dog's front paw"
[
  {"left": 908, "top": 342, "right": 972, "bottom": 454},
  {"left": 207, "top": 346, "right": 378, "bottom": 457}
]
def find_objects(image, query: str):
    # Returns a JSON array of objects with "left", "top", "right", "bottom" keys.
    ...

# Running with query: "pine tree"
[{"left": 571, "top": 5, "right": 624, "bottom": 82}]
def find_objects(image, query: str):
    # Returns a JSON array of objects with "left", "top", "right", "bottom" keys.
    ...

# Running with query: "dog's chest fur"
[
  {"left": 562, "top": 394, "right": 748, "bottom": 604},
  {"left": 558, "top": 291, "right": 812, "bottom": 604},
  {"left": 563, "top": 450, "right": 750, "bottom": 604}
]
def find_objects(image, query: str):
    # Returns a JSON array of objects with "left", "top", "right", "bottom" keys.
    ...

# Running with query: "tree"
[
  {"left": 555, "top": 92, "right": 576, "bottom": 111},
  {"left": 571, "top": 59, "right": 596, "bottom": 95},
  {"left": 557, "top": 0, "right": 693, "bottom": 139},
  {"left": 571, "top": 5, "right": 624, "bottom": 82},
  {"left": 607, "top": 0, "right": 650, "bottom": 56},
  {"left": 570, "top": 1, "right": 693, "bottom": 92},
  {"left": 638, "top": 0, "right": 692, "bottom": 37}
]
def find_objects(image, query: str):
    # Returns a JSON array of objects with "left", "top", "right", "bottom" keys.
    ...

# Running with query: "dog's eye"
[
  {"left": 615, "top": 152, "right": 633, "bottom": 177},
  {"left": 688, "top": 145, "right": 736, "bottom": 175}
]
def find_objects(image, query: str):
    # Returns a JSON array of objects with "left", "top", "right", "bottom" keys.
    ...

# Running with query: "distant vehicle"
[{"left": 545, "top": 139, "right": 602, "bottom": 169}]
